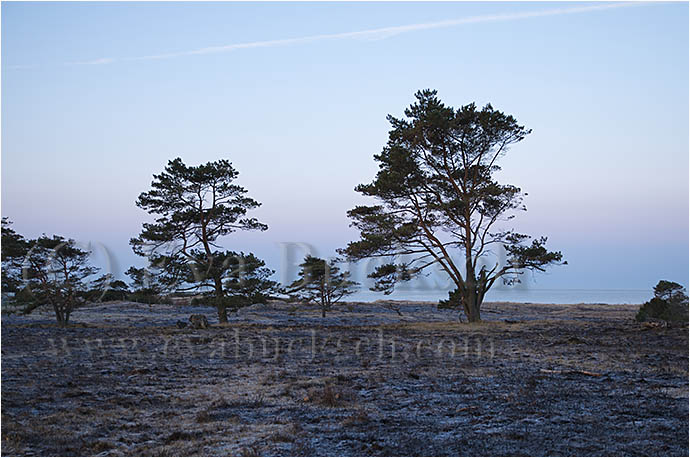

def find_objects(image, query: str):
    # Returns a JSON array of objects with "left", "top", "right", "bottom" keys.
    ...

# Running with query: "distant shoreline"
[{"left": 344, "top": 290, "right": 650, "bottom": 305}]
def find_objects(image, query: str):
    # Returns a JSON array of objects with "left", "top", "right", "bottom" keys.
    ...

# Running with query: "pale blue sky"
[{"left": 2, "top": 1, "right": 688, "bottom": 298}]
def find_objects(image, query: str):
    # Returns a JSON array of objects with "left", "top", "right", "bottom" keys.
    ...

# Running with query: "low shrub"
[
  {"left": 191, "top": 294, "right": 263, "bottom": 311},
  {"left": 128, "top": 290, "right": 173, "bottom": 305},
  {"left": 636, "top": 280, "right": 688, "bottom": 323}
]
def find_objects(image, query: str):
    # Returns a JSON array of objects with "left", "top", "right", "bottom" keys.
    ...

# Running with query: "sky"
[{"left": 2, "top": 1, "right": 688, "bottom": 301}]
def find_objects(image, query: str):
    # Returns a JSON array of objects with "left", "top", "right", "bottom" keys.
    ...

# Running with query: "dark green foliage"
[
  {"left": 190, "top": 252, "right": 279, "bottom": 311},
  {"left": 3, "top": 215, "right": 29, "bottom": 306},
  {"left": 128, "top": 291, "right": 173, "bottom": 305},
  {"left": 636, "top": 281, "right": 688, "bottom": 323},
  {"left": 341, "top": 90, "right": 565, "bottom": 322},
  {"left": 17, "top": 234, "right": 99, "bottom": 325},
  {"left": 125, "top": 266, "right": 162, "bottom": 294},
  {"left": 110, "top": 280, "right": 129, "bottom": 291},
  {"left": 222, "top": 252, "right": 280, "bottom": 307},
  {"left": 124, "top": 266, "right": 169, "bottom": 304},
  {"left": 1, "top": 218, "right": 29, "bottom": 294},
  {"left": 88, "top": 275, "right": 130, "bottom": 302},
  {"left": 288, "top": 256, "right": 358, "bottom": 317},
  {"left": 438, "top": 289, "right": 462, "bottom": 311},
  {"left": 130, "top": 157, "right": 272, "bottom": 322},
  {"left": 653, "top": 280, "right": 687, "bottom": 304},
  {"left": 88, "top": 288, "right": 128, "bottom": 302}
]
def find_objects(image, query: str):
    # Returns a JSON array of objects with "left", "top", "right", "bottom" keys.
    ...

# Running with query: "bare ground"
[{"left": 1, "top": 300, "right": 688, "bottom": 456}]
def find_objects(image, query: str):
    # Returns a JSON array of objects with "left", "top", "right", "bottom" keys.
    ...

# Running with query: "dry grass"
[
  {"left": 1, "top": 300, "right": 687, "bottom": 456},
  {"left": 305, "top": 383, "right": 357, "bottom": 407}
]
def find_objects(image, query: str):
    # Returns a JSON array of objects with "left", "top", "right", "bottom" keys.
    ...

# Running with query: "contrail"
[{"left": 30, "top": 2, "right": 648, "bottom": 67}]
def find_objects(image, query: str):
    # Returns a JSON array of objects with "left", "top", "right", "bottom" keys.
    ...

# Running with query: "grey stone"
[{"left": 189, "top": 314, "right": 209, "bottom": 329}]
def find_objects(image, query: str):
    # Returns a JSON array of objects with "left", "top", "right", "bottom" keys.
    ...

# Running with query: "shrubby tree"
[
  {"left": 189, "top": 251, "right": 279, "bottom": 311},
  {"left": 125, "top": 266, "right": 168, "bottom": 304},
  {"left": 130, "top": 158, "right": 275, "bottom": 322},
  {"left": 90, "top": 274, "right": 130, "bottom": 302},
  {"left": 341, "top": 90, "right": 565, "bottom": 322},
  {"left": 124, "top": 265, "right": 184, "bottom": 305},
  {"left": 19, "top": 235, "right": 98, "bottom": 326},
  {"left": 288, "top": 256, "right": 358, "bottom": 317},
  {"left": 125, "top": 266, "right": 153, "bottom": 291},
  {"left": 216, "top": 251, "right": 279, "bottom": 310},
  {"left": 653, "top": 281, "right": 687, "bottom": 305},
  {"left": 1, "top": 218, "right": 28, "bottom": 295},
  {"left": 636, "top": 280, "right": 688, "bottom": 323},
  {"left": 107, "top": 280, "right": 130, "bottom": 301}
]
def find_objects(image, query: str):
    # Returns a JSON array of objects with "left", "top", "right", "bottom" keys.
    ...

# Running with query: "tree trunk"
[
  {"left": 213, "top": 276, "right": 227, "bottom": 324},
  {"left": 463, "top": 255, "right": 481, "bottom": 322},
  {"left": 55, "top": 307, "right": 67, "bottom": 327},
  {"left": 466, "top": 298, "right": 481, "bottom": 322},
  {"left": 462, "top": 286, "right": 482, "bottom": 323},
  {"left": 217, "top": 304, "right": 228, "bottom": 324},
  {"left": 322, "top": 307, "right": 326, "bottom": 318}
]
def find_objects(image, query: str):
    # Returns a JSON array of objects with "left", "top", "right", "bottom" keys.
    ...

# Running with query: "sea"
[{"left": 349, "top": 288, "right": 650, "bottom": 305}]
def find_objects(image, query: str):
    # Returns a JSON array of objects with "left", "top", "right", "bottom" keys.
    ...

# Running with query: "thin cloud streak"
[
  {"left": 47, "top": 2, "right": 643, "bottom": 67},
  {"left": 70, "top": 57, "right": 116, "bottom": 66}
]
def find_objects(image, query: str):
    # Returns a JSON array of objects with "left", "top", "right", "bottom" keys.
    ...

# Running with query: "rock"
[
  {"left": 189, "top": 314, "right": 209, "bottom": 329},
  {"left": 642, "top": 319, "right": 668, "bottom": 329},
  {"left": 176, "top": 320, "right": 187, "bottom": 329}
]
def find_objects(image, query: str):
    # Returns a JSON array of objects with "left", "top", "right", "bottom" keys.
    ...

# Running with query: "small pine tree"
[
  {"left": 288, "top": 256, "right": 358, "bottom": 317},
  {"left": 191, "top": 251, "right": 280, "bottom": 312},
  {"left": 130, "top": 157, "right": 268, "bottom": 322},
  {"left": 125, "top": 266, "right": 165, "bottom": 304},
  {"left": 20, "top": 235, "right": 99, "bottom": 326}
]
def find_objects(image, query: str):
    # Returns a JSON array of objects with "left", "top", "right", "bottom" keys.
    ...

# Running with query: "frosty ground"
[{"left": 1, "top": 300, "right": 688, "bottom": 456}]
